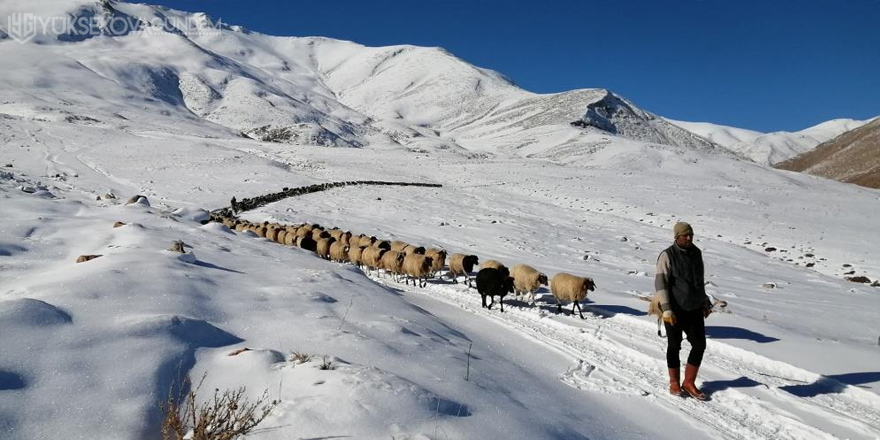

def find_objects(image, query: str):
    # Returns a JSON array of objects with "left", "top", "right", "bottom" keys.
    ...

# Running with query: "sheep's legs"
[{"left": 573, "top": 301, "right": 584, "bottom": 319}]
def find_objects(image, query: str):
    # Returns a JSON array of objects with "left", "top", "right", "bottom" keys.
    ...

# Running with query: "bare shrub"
[
  {"left": 289, "top": 351, "right": 312, "bottom": 364},
  {"left": 161, "top": 375, "right": 276, "bottom": 440}
]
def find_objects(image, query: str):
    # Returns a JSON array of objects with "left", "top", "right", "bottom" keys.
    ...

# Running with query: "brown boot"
[
  {"left": 682, "top": 363, "right": 706, "bottom": 400},
  {"left": 668, "top": 368, "right": 682, "bottom": 395}
]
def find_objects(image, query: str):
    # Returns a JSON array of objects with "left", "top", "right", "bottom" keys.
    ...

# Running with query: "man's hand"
[
  {"left": 662, "top": 310, "right": 676, "bottom": 326},
  {"left": 703, "top": 305, "right": 712, "bottom": 318}
]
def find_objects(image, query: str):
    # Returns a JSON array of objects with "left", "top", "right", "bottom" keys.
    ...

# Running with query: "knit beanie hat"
[{"left": 674, "top": 221, "right": 694, "bottom": 237}]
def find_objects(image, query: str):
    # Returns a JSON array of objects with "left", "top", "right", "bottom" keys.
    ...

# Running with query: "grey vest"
[{"left": 665, "top": 244, "right": 707, "bottom": 311}]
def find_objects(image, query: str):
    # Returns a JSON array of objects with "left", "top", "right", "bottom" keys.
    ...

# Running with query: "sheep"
[
  {"left": 550, "top": 272, "right": 596, "bottom": 319},
  {"left": 390, "top": 240, "right": 410, "bottom": 252},
  {"left": 312, "top": 229, "right": 330, "bottom": 241},
  {"left": 480, "top": 259, "right": 506, "bottom": 271},
  {"left": 316, "top": 237, "right": 337, "bottom": 259},
  {"left": 328, "top": 229, "right": 351, "bottom": 243},
  {"left": 380, "top": 250, "right": 406, "bottom": 280},
  {"left": 476, "top": 267, "right": 515, "bottom": 312},
  {"left": 266, "top": 225, "right": 280, "bottom": 242},
  {"left": 448, "top": 254, "right": 479, "bottom": 287},
  {"left": 284, "top": 230, "right": 299, "bottom": 246},
  {"left": 276, "top": 229, "right": 287, "bottom": 244},
  {"left": 361, "top": 247, "right": 387, "bottom": 274},
  {"left": 329, "top": 241, "right": 350, "bottom": 263},
  {"left": 358, "top": 235, "right": 377, "bottom": 248},
  {"left": 348, "top": 245, "right": 367, "bottom": 268},
  {"left": 402, "top": 245, "right": 426, "bottom": 256},
  {"left": 424, "top": 248, "right": 447, "bottom": 277},
  {"left": 511, "top": 264, "right": 548, "bottom": 305},
  {"left": 296, "top": 235, "right": 318, "bottom": 252},
  {"left": 645, "top": 294, "right": 664, "bottom": 336},
  {"left": 403, "top": 254, "right": 434, "bottom": 288},
  {"left": 296, "top": 225, "right": 314, "bottom": 238}
]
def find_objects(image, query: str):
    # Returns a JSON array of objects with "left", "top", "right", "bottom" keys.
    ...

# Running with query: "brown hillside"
[{"left": 775, "top": 118, "right": 880, "bottom": 189}]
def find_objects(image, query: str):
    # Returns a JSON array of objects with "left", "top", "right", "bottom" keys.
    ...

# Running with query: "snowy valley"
[{"left": 1, "top": 1, "right": 879, "bottom": 440}]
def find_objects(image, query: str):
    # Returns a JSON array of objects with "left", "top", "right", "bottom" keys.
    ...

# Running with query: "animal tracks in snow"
[{"left": 370, "top": 273, "right": 880, "bottom": 440}]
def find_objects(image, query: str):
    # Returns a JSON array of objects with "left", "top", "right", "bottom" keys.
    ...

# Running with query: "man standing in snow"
[
  {"left": 655, "top": 221, "right": 711, "bottom": 400},
  {"left": 230, "top": 196, "right": 239, "bottom": 215}
]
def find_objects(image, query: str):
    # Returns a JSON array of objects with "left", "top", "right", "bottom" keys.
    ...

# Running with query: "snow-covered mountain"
[
  {"left": 0, "top": 0, "right": 724, "bottom": 158},
  {"left": 776, "top": 117, "right": 880, "bottom": 188},
  {"left": 667, "top": 117, "right": 869, "bottom": 165}
]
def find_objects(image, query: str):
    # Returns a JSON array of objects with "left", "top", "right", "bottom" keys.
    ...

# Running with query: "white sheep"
[
  {"left": 511, "top": 264, "right": 548, "bottom": 305},
  {"left": 390, "top": 240, "right": 410, "bottom": 252},
  {"left": 361, "top": 247, "right": 387, "bottom": 274},
  {"left": 480, "top": 259, "right": 506, "bottom": 271},
  {"left": 315, "top": 237, "right": 336, "bottom": 259},
  {"left": 348, "top": 245, "right": 367, "bottom": 268},
  {"left": 550, "top": 272, "right": 596, "bottom": 319},
  {"left": 402, "top": 244, "right": 426, "bottom": 256},
  {"left": 380, "top": 250, "right": 406, "bottom": 280},
  {"left": 403, "top": 254, "right": 434, "bottom": 288},
  {"left": 448, "top": 254, "right": 479, "bottom": 287},
  {"left": 329, "top": 241, "right": 350, "bottom": 263},
  {"left": 425, "top": 248, "right": 447, "bottom": 277}
]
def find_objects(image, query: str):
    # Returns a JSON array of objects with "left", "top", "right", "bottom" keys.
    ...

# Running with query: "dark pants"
[{"left": 665, "top": 308, "right": 706, "bottom": 368}]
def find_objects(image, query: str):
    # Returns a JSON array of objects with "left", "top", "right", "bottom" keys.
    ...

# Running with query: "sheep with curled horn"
[
  {"left": 550, "top": 272, "right": 596, "bottom": 319},
  {"left": 448, "top": 254, "right": 479, "bottom": 287},
  {"left": 403, "top": 254, "right": 434, "bottom": 288},
  {"left": 511, "top": 264, "right": 548, "bottom": 306}
]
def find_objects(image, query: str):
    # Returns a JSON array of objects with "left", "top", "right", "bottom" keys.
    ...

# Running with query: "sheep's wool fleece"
[{"left": 674, "top": 222, "right": 694, "bottom": 237}]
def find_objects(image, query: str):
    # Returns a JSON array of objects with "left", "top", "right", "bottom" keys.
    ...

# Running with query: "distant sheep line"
[
  {"left": 218, "top": 181, "right": 443, "bottom": 216},
  {"left": 209, "top": 212, "right": 597, "bottom": 318}
]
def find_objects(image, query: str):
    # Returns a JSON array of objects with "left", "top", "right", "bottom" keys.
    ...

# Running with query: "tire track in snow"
[{"left": 368, "top": 273, "right": 880, "bottom": 440}]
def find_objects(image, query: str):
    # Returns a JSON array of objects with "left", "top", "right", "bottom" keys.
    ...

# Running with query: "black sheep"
[{"left": 476, "top": 267, "right": 515, "bottom": 312}]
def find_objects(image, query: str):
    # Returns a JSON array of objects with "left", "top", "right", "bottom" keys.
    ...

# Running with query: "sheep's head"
[
  {"left": 463, "top": 255, "right": 479, "bottom": 271},
  {"left": 424, "top": 256, "right": 434, "bottom": 269},
  {"left": 583, "top": 278, "right": 597, "bottom": 293},
  {"left": 505, "top": 276, "right": 515, "bottom": 293},
  {"left": 396, "top": 253, "right": 406, "bottom": 263},
  {"left": 438, "top": 250, "right": 448, "bottom": 259},
  {"left": 538, "top": 274, "right": 549, "bottom": 286}
]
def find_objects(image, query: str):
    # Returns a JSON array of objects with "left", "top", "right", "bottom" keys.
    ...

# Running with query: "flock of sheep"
[{"left": 210, "top": 213, "right": 597, "bottom": 318}]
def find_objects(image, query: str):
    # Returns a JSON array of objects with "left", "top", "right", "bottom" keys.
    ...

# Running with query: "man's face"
[{"left": 675, "top": 233, "right": 694, "bottom": 248}]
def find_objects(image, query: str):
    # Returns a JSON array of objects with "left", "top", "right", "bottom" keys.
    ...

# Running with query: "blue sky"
[{"left": 154, "top": 0, "right": 879, "bottom": 132}]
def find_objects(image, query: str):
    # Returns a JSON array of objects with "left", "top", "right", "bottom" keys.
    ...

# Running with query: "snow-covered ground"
[
  {"left": 2, "top": 115, "right": 880, "bottom": 440},
  {"left": 2, "top": 2, "right": 880, "bottom": 439}
]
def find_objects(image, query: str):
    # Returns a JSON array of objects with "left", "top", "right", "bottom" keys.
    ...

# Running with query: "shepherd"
[{"left": 655, "top": 221, "right": 711, "bottom": 400}]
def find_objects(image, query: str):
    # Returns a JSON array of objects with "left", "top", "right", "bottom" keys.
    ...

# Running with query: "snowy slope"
[
  {"left": 2, "top": 2, "right": 880, "bottom": 440},
  {"left": 668, "top": 118, "right": 870, "bottom": 165}
]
